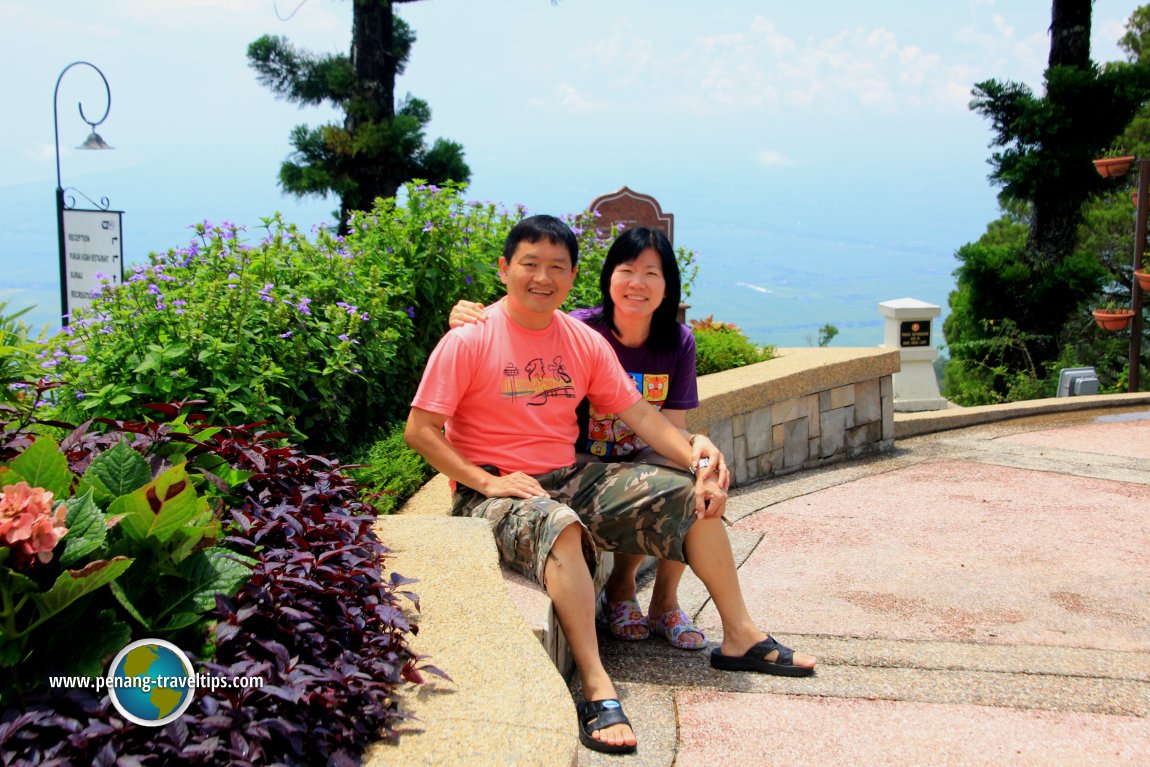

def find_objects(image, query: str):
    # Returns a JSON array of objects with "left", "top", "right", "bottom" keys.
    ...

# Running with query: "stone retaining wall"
[{"left": 687, "top": 347, "right": 901, "bottom": 486}]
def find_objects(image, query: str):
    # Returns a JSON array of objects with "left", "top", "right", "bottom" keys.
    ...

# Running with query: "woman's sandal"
[
  {"left": 649, "top": 608, "right": 707, "bottom": 651},
  {"left": 601, "top": 595, "right": 650, "bottom": 641},
  {"left": 709, "top": 635, "right": 816, "bottom": 677},
  {"left": 576, "top": 698, "right": 637, "bottom": 754}
]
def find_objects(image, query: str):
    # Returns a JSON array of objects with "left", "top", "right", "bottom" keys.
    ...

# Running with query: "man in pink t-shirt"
[{"left": 406, "top": 215, "right": 815, "bottom": 755}]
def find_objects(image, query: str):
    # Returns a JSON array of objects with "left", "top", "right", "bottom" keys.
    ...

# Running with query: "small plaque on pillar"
[{"left": 900, "top": 320, "right": 931, "bottom": 348}]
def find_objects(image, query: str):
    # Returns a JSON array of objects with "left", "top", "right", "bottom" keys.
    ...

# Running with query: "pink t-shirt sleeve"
[
  {"left": 411, "top": 330, "right": 471, "bottom": 418},
  {"left": 584, "top": 332, "right": 643, "bottom": 415}
]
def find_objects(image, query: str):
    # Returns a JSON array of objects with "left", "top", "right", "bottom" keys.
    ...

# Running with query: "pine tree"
[{"left": 248, "top": 0, "right": 469, "bottom": 231}]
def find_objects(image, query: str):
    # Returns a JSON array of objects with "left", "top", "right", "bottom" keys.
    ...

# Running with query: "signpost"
[
  {"left": 59, "top": 207, "right": 124, "bottom": 319},
  {"left": 53, "top": 60, "right": 117, "bottom": 325}
]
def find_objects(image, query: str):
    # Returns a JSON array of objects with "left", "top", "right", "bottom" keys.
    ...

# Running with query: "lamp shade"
[{"left": 78, "top": 131, "right": 113, "bottom": 150}]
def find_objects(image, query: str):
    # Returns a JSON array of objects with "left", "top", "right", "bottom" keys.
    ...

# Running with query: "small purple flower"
[
  {"left": 147, "top": 284, "right": 161, "bottom": 295},
  {"left": 422, "top": 221, "right": 434, "bottom": 233},
  {"left": 70, "top": 354, "right": 88, "bottom": 363},
  {"left": 75, "top": 391, "right": 86, "bottom": 401},
  {"left": 280, "top": 331, "right": 293, "bottom": 339},
  {"left": 338, "top": 334, "right": 351, "bottom": 342},
  {"left": 405, "top": 306, "right": 415, "bottom": 319}
]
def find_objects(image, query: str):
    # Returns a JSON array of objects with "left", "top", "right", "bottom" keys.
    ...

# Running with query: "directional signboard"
[{"left": 61, "top": 208, "right": 124, "bottom": 320}]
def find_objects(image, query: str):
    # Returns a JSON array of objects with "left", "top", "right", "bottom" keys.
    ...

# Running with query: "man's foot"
[
  {"left": 577, "top": 699, "right": 637, "bottom": 754},
  {"left": 711, "top": 635, "right": 816, "bottom": 677},
  {"left": 649, "top": 608, "right": 707, "bottom": 650},
  {"left": 602, "top": 595, "right": 650, "bottom": 641}
]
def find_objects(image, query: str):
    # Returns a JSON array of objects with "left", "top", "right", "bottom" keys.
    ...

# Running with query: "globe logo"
[{"left": 106, "top": 639, "right": 195, "bottom": 727}]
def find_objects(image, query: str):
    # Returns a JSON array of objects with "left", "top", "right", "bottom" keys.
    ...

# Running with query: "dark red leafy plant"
[{"left": 0, "top": 397, "right": 442, "bottom": 766}]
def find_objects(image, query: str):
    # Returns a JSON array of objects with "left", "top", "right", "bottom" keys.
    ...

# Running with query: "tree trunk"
[
  {"left": 1048, "top": 0, "right": 1092, "bottom": 69},
  {"left": 1027, "top": 0, "right": 1094, "bottom": 263}
]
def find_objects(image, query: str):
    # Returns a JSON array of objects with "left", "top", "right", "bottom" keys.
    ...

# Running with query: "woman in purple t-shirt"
[{"left": 450, "top": 226, "right": 729, "bottom": 651}]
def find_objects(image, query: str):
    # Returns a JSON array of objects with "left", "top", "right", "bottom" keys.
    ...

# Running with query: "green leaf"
[
  {"left": 173, "top": 549, "right": 256, "bottom": 615},
  {"left": 0, "top": 641, "right": 22, "bottom": 667},
  {"left": 162, "top": 342, "right": 190, "bottom": 359},
  {"left": 32, "top": 557, "right": 133, "bottom": 625},
  {"left": 110, "top": 463, "right": 209, "bottom": 544},
  {"left": 38, "top": 607, "right": 130, "bottom": 678},
  {"left": 0, "top": 567, "right": 40, "bottom": 596},
  {"left": 7, "top": 437, "right": 70, "bottom": 499},
  {"left": 59, "top": 489, "right": 107, "bottom": 567},
  {"left": 109, "top": 580, "right": 151, "bottom": 630},
  {"left": 83, "top": 441, "right": 152, "bottom": 499}
]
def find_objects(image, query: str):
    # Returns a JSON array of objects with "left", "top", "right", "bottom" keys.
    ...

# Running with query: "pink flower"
[{"left": 0, "top": 482, "right": 68, "bottom": 568}]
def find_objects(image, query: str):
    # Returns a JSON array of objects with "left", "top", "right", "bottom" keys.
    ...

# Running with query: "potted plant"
[
  {"left": 1092, "top": 306, "right": 1136, "bottom": 331},
  {"left": 1094, "top": 154, "right": 1136, "bottom": 179},
  {"left": 1134, "top": 269, "right": 1150, "bottom": 292}
]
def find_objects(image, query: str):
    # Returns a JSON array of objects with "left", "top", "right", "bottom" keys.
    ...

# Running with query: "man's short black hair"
[{"left": 502, "top": 214, "right": 579, "bottom": 268}]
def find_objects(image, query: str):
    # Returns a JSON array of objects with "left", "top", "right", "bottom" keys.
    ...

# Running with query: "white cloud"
[
  {"left": 555, "top": 84, "right": 610, "bottom": 114},
  {"left": 756, "top": 150, "right": 792, "bottom": 167},
  {"left": 548, "top": 11, "right": 1048, "bottom": 120}
]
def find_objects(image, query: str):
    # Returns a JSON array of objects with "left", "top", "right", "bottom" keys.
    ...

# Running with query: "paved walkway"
[{"left": 572, "top": 407, "right": 1150, "bottom": 766}]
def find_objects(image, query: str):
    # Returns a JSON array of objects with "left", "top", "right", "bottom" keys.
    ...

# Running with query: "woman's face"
[{"left": 608, "top": 247, "right": 666, "bottom": 323}]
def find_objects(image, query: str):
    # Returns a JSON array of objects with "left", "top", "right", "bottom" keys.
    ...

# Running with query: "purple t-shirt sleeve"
[{"left": 663, "top": 323, "right": 699, "bottom": 410}]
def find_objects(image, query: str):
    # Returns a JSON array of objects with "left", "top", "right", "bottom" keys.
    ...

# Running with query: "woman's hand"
[
  {"left": 448, "top": 300, "right": 488, "bottom": 329},
  {"left": 690, "top": 434, "right": 730, "bottom": 490}
]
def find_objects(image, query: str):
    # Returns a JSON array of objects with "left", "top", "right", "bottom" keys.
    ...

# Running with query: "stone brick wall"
[{"left": 686, "top": 348, "right": 900, "bottom": 487}]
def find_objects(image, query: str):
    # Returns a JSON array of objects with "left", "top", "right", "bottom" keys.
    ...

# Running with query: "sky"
[{"left": 0, "top": 0, "right": 1142, "bottom": 346}]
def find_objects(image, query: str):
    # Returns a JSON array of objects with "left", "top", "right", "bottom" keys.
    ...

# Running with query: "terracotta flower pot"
[
  {"left": 1094, "top": 156, "right": 1135, "bottom": 179},
  {"left": 1135, "top": 270, "right": 1150, "bottom": 293},
  {"left": 1092, "top": 308, "right": 1135, "bottom": 331}
]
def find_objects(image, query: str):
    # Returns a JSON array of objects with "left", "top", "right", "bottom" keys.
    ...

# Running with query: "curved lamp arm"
[{"left": 53, "top": 61, "right": 112, "bottom": 190}]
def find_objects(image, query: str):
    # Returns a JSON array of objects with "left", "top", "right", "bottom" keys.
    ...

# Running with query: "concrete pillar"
[{"left": 878, "top": 298, "right": 948, "bottom": 412}]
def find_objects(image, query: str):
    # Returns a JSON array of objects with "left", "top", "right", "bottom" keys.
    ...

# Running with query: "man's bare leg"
[
  {"left": 683, "top": 518, "right": 816, "bottom": 668},
  {"left": 545, "top": 523, "right": 636, "bottom": 749}
]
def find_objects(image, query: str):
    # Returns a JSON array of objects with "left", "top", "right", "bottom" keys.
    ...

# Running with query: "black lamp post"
[
  {"left": 53, "top": 61, "right": 114, "bottom": 325},
  {"left": 1128, "top": 159, "right": 1146, "bottom": 392}
]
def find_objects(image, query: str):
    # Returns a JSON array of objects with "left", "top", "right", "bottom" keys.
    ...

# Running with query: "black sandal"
[
  {"left": 710, "top": 635, "right": 815, "bottom": 677},
  {"left": 576, "top": 698, "right": 637, "bottom": 754}
]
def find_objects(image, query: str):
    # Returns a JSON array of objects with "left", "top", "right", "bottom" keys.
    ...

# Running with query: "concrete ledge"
[
  {"left": 690, "top": 347, "right": 901, "bottom": 426},
  {"left": 689, "top": 347, "right": 901, "bottom": 486},
  {"left": 894, "top": 392, "right": 1150, "bottom": 439},
  {"left": 365, "top": 515, "right": 576, "bottom": 767}
]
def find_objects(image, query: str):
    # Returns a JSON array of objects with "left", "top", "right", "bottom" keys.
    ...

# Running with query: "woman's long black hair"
[{"left": 590, "top": 226, "right": 682, "bottom": 351}]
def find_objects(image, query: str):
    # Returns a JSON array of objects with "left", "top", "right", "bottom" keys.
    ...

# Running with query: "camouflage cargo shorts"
[{"left": 451, "top": 461, "right": 698, "bottom": 586}]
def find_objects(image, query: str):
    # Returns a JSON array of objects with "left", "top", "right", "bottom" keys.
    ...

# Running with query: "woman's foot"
[
  {"left": 648, "top": 607, "right": 707, "bottom": 650},
  {"left": 602, "top": 595, "right": 650, "bottom": 641}
]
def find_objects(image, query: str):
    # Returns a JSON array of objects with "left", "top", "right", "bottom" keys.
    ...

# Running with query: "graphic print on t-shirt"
[
  {"left": 500, "top": 355, "right": 575, "bottom": 406},
  {"left": 585, "top": 371, "right": 669, "bottom": 457}
]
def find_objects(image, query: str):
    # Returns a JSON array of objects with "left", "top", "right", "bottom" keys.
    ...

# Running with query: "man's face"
[{"left": 499, "top": 238, "right": 577, "bottom": 323}]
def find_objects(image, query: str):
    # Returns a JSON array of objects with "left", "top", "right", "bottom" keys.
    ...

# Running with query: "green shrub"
[
  {"left": 1, "top": 303, "right": 48, "bottom": 408},
  {"left": 691, "top": 316, "right": 777, "bottom": 375},
  {"left": 40, "top": 184, "right": 702, "bottom": 453},
  {"left": 345, "top": 420, "right": 435, "bottom": 514}
]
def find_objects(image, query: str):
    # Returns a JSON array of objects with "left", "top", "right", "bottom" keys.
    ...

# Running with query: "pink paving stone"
[
  {"left": 674, "top": 691, "right": 1150, "bottom": 767},
  {"left": 699, "top": 459, "right": 1150, "bottom": 651},
  {"left": 996, "top": 416, "right": 1150, "bottom": 460}
]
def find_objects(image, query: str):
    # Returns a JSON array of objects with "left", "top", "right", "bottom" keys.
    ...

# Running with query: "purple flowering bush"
[{"left": 38, "top": 183, "right": 700, "bottom": 453}]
